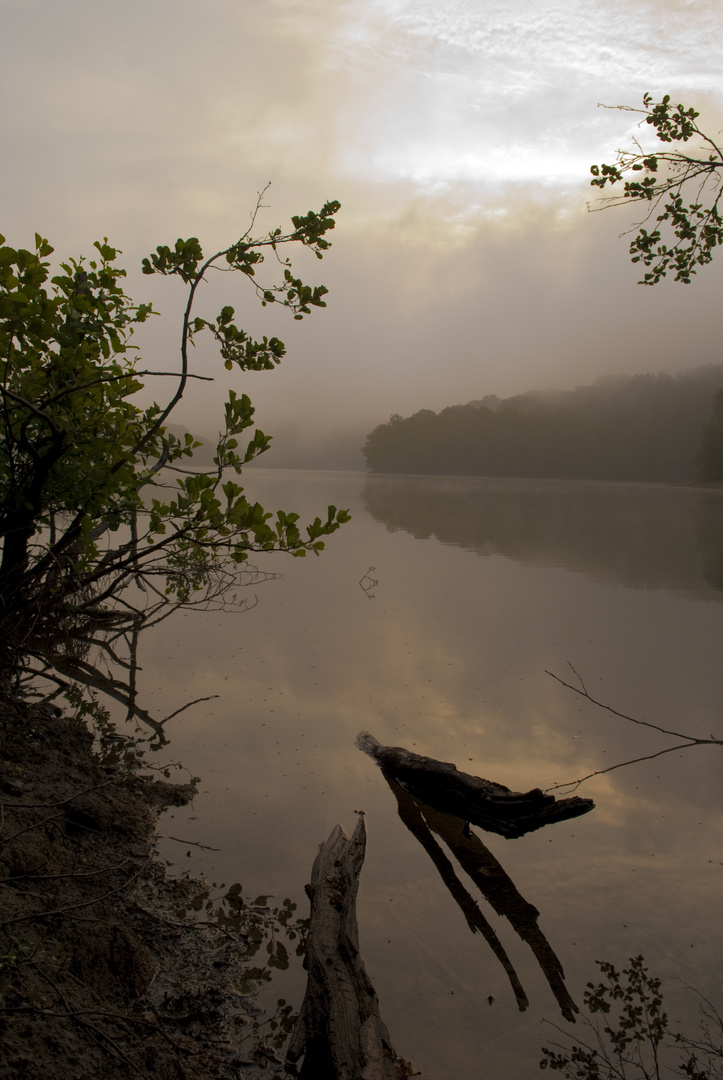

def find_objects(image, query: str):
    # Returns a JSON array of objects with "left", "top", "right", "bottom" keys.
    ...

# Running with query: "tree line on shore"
[{"left": 363, "top": 365, "right": 723, "bottom": 482}]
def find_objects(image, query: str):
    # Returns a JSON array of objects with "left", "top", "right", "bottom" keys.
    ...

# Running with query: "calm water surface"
[{"left": 134, "top": 471, "right": 723, "bottom": 1078}]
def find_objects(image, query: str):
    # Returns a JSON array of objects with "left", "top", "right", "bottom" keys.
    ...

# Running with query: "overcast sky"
[{"left": 3, "top": 0, "right": 723, "bottom": 465}]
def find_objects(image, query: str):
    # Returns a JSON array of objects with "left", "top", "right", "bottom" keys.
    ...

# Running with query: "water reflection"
[
  {"left": 358, "top": 565, "right": 379, "bottom": 600},
  {"left": 113, "top": 470, "right": 723, "bottom": 1079},
  {"left": 21, "top": 565, "right": 277, "bottom": 748},
  {"left": 359, "top": 734, "right": 591, "bottom": 1023},
  {"left": 364, "top": 476, "right": 723, "bottom": 595},
  {"left": 697, "top": 504, "right": 723, "bottom": 590}
]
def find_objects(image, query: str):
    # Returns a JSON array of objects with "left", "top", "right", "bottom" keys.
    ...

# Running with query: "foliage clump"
[
  {"left": 0, "top": 196, "right": 349, "bottom": 720},
  {"left": 590, "top": 93, "right": 723, "bottom": 284},
  {"left": 541, "top": 955, "right": 723, "bottom": 1079}
]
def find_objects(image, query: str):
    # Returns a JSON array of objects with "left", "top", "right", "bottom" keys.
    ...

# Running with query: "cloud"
[
  {"left": 318, "top": 0, "right": 723, "bottom": 189},
  {"left": 3, "top": 0, "right": 723, "bottom": 460}
]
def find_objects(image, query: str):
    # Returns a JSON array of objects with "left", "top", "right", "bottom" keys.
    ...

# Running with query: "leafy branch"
[
  {"left": 0, "top": 194, "right": 349, "bottom": 732},
  {"left": 542, "top": 955, "right": 723, "bottom": 1079},
  {"left": 589, "top": 93, "right": 723, "bottom": 283}
]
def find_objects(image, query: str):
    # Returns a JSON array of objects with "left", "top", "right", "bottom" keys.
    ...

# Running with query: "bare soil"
[{"left": 0, "top": 698, "right": 295, "bottom": 1079}]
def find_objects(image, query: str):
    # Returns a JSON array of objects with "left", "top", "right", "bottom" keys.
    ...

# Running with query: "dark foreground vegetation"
[
  {"left": 0, "top": 207, "right": 347, "bottom": 1077},
  {"left": 541, "top": 955, "right": 723, "bottom": 1079},
  {"left": 0, "top": 699, "right": 306, "bottom": 1079},
  {"left": 363, "top": 365, "right": 723, "bottom": 482}
]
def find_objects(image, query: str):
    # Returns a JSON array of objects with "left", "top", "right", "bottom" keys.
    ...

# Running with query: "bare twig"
[
  {"left": 359, "top": 565, "right": 378, "bottom": 599},
  {"left": 10, "top": 937, "right": 153, "bottom": 1079},
  {"left": 162, "top": 835, "right": 220, "bottom": 852},
  {"left": 544, "top": 667, "right": 723, "bottom": 793},
  {"left": 545, "top": 741, "right": 701, "bottom": 794},
  {"left": 126, "top": 901, "right": 241, "bottom": 943},
  {"left": 0, "top": 859, "right": 135, "bottom": 884},
  {"left": 566, "top": 661, "right": 588, "bottom": 696},
  {"left": 0, "top": 810, "right": 68, "bottom": 847},
  {"left": 0, "top": 865, "right": 147, "bottom": 928},
  {"left": 545, "top": 669, "right": 723, "bottom": 745},
  {"left": 162, "top": 694, "right": 219, "bottom": 725},
  {"left": 1, "top": 777, "right": 118, "bottom": 812}
]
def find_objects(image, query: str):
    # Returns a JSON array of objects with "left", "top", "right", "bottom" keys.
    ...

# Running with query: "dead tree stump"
[{"left": 287, "top": 816, "right": 399, "bottom": 1080}]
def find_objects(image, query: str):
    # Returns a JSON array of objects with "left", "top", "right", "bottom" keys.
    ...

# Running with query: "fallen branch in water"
[
  {"left": 383, "top": 773, "right": 530, "bottom": 1012},
  {"left": 357, "top": 733, "right": 593, "bottom": 838}
]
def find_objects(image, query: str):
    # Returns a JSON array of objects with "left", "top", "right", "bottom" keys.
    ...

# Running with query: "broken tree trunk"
[
  {"left": 287, "top": 815, "right": 399, "bottom": 1080},
  {"left": 357, "top": 733, "right": 593, "bottom": 839}
]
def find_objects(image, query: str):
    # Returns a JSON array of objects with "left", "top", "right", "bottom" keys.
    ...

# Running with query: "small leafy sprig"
[{"left": 541, "top": 956, "right": 723, "bottom": 1079}]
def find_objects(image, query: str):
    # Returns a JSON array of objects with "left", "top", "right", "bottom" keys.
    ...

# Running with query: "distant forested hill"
[{"left": 362, "top": 366, "right": 723, "bottom": 482}]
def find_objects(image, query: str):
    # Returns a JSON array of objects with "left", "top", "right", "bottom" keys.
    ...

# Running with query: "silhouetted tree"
[
  {"left": 696, "top": 388, "right": 723, "bottom": 481},
  {"left": 0, "top": 196, "right": 350, "bottom": 700},
  {"left": 362, "top": 366, "right": 723, "bottom": 480}
]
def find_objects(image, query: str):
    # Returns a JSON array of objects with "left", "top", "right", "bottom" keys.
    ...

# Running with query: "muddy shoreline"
[{"left": 0, "top": 699, "right": 295, "bottom": 1079}]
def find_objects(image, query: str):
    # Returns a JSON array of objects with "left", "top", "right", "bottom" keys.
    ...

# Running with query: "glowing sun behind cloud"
[{"left": 321, "top": 0, "right": 723, "bottom": 195}]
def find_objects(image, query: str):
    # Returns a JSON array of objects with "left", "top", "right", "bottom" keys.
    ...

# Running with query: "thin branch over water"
[{"left": 545, "top": 664, "right": 723, "bottom": 793}]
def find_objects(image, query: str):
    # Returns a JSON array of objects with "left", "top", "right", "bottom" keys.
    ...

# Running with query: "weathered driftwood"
[
  {"left": 287, "top": 815, "right": 398, "bottom": 1080},
  {"left": 357, "top": 732, "right": 594, "bottom": 839}
]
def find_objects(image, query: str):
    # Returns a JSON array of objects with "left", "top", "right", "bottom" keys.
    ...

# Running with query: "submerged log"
[
  {"left": 357, "top": 732, "right": 593, "bottom": 839},
  {"left": 287, "top": 815, "right": 399, "bottom": 1080}
]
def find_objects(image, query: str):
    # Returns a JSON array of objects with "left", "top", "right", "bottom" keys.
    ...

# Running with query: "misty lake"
[{"left": 130, "top": 470, "right": 723, "bottom": 1078}]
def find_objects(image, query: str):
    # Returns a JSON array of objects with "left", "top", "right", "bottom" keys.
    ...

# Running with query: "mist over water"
[
  {"left": 363, "top": 474, "right": 723, "bottom": 594},
  {"left": 131, "top": 470, "right": 723, "bottom": 1078}
]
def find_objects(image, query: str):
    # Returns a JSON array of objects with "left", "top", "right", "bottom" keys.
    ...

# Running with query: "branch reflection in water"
[
  {"left": 358, "top": 733, "right": 595, "bottom": 1024},
  {"left": 19, "top": 561, "right": 280, "bottom": 748}
]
